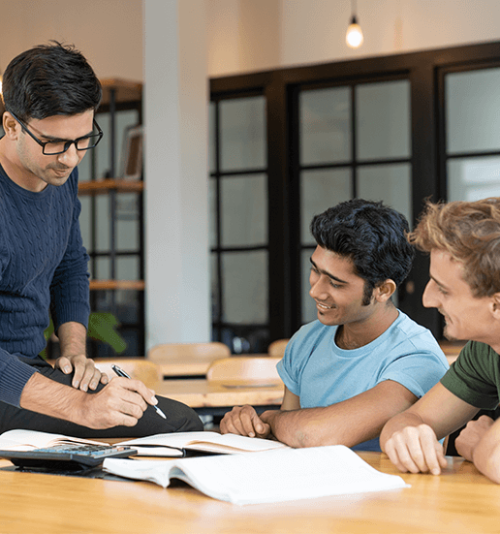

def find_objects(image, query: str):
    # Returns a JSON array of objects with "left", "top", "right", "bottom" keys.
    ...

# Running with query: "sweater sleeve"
[
  {"left": 50, "top": 169, "right": 90, "bottom": 332},
  {"left": 0, "top": 348, "right": 38, "bottom": 407}
]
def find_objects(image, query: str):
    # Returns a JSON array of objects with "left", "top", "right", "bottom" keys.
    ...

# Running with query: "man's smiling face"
[
  {"left": 308, "top": 246, "right": 376, "bottom": 327},
  {"left": 423, "top": 249, "right": 494, "bottom": 342}
]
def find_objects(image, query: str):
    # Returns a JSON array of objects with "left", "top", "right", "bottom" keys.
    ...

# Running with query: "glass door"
[{"left": 297, "top": 78, "right": 412, "bottom": 324}]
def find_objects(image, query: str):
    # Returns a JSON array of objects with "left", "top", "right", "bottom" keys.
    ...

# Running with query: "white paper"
[
  {"left": 119, "top": 431, "right": 287, "bottom": 455},
  {"left": 104, "top": 445, "right": 409, "bottom": 505},
  {"left": 0, "top": 429, "right": 104, "bottom": 450}
]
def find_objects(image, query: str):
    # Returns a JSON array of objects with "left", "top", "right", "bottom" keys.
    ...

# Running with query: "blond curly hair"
[{"left": 409, "top": 198, "right": 500, "bottom": 297}]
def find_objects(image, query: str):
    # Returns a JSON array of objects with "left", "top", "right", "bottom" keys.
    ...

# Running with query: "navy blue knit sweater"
[{"left": 0, "top": 165, "right": 90, "bottom": 407}]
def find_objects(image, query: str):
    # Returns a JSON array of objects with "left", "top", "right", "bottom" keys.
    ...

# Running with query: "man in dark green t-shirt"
[{"left": 380, "top": 198, "right": 500, "bottom": 483}]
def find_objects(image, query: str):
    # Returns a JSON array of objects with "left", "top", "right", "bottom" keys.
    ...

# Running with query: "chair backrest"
[
  {"left": 268, "top": 339, "right": 289, "bottom": 358},
  {"left": 147, "top": 342, "right": 231, "bottom": 363},
  {"left": 94, "top": 358, "right": 161, "bottom": 389},
  {"left": 206, "top": 357, "right": 282, "bottom": 383}
]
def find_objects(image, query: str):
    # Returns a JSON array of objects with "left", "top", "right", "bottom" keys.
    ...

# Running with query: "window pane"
[
  {"left": 220, "top": 97, "right": 266, "bottom": 171},
  {"left": 300, "top": 87, "right": 351, "bottom": 165},
  {"left": 300, "top": 168, "right": 351, "bottom": 245},
  {"left": 79, "top": 196, "right": 92, "bottom": 253},
  {"left": 94, "top": 110, "right": 140, "bottom": 179},
  {"left": 95, "top": 195, "right": 110, "bottom": 252},
  {"left": 95, "top": 257, "right": 111, "bottom": 279},
  {"left": 116, "top": 193, "right": 140, "bottom": 251},
  {"left": 357, "top": 163, "right": 412, "bottom": 224},
  {"left": 78, "top": 148, "right": 92, "bottom": 182},
  {"left": 301, "top": 249, "right": 317, "bottom": 324},
  {"left": 115, "top": 290, "right": 140, "bottom": 324},
  {"left": 116, "top": 256, "right": 140, "bottom": 280},
  {"left": 446, "top": 68, "right": 500, "bottom": 154},
  {"left": 220, "top": 174, "right": 268, "bottom": 247},
  {"left": 222, "top": 251, "right": 268, "bottom": 324},
  {"left": 448, "top": 156, "right": 500, "bottom": 201},
  {"left": 356, "top": 80, "right": 410, "bottom": 161}
]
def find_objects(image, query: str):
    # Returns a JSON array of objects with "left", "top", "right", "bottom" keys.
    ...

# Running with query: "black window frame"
[{"left": 210, "top": 40, "right": 500, "bottom": 344}]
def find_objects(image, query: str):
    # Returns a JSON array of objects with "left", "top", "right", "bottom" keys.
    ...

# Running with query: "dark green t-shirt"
[{"left": 441, "top": 341, "right": 500, "bottom": 410}]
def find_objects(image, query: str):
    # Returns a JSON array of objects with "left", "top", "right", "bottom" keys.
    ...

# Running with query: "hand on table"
[
  {"left": 220, "top": 405, "right": 271, "bottom": 438},
  {"left": 383, "top": 423, "right": 448, "bottom": 475},
  {"left": 455, "top": 415, "right": 495, "bottom": 462},
  {"left": 55, "top": 353, "right": 109, "bottom": 392}
]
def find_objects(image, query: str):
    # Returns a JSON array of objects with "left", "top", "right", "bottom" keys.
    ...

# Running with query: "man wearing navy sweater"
[{"left": 0, "top": 42, "right": 202, "bottom": 436}]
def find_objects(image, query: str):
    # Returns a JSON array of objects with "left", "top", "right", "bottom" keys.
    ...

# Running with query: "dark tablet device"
[{"left": 0, "top": 444, "right": 137, "bottom": 470}]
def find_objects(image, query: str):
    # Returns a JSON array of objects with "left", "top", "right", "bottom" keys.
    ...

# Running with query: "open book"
[
  {"left": 0, "top": 429, "right": 104, "bottom": 451},
  {"left": 104, "top": 445, "right": 409, "bottom": 505},
  {"left": 0, "top": 429, "right": 286, "bottom": 458},
  {"left": 116, "top": 431, "right": 288, "bottom": 457}
]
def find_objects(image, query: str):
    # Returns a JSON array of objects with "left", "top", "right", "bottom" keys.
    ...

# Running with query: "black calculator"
[{"left": 0, "top": 444, "right": 137, "bottom": 469}]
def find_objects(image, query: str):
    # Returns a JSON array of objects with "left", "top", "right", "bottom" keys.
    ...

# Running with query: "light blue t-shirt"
[{"left": 277, "top": 311, "right": 449, "bottom": 451}]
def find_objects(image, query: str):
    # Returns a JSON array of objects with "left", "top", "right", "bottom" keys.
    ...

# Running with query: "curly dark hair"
[{"left": 311, "top": 199, "right": 415, "bottom": 304}]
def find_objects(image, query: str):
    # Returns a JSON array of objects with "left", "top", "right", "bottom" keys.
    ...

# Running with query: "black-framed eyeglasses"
[{"left": 9, "top": 111, "right": 103, "bottom": 156}]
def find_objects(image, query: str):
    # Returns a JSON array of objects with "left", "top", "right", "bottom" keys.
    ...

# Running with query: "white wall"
[
  {"left": 207, "top": 0, "right": 500, "bottom": 77},
  {"left": 144, "top": 0, "right": 210, "bottom": 347},
  {"left": 0, "top": 0, "right": 143, "bottom": 81}
]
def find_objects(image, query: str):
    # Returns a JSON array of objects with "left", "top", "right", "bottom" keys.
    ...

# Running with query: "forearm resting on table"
[
  {"left": 379, "top": 411, "right": 426, "bottom": 451},
  {"left": 264, "top": 382, "right": 417, "bottom": 448},
  {"left": 471, "top": 423, "right": 500, "bottom": 483},
  {"left": 262, "top": 405, "right": 382, "bottom": 449}
]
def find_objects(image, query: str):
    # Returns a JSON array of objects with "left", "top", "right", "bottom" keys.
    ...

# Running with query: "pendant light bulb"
[{"left": 346, "top": 15, "right": 364, "bottom": 48}]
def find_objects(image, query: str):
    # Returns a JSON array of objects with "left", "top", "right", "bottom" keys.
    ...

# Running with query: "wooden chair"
[
  {"left": 147, "top": 342, "right": 232, "bottom": 378},
  {"left": 206, "top": 357, "right": 282, "bottom": 383},
  {"left": 94, "top": 358, "right": 162, "bottom": 389},
  {"left": 268, "top": 339, "right": 289, "bottom": 358},
  {"left": 147, "top": 342, "right": 231, "bottom": 363}
]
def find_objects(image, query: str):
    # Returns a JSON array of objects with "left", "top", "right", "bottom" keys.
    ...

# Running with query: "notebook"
[{"left": 104, "top": 445, "right": 409, "bottom": 505}]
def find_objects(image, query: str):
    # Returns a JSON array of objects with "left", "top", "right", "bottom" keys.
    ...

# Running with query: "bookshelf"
[{"left": 78, "top": 78, "right": 145, "bottom": 358}]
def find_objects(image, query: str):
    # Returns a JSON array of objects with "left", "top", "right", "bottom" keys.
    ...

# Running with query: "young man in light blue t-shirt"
[{"left": 220, "top": 199, "right": 448, "bottom": 451}]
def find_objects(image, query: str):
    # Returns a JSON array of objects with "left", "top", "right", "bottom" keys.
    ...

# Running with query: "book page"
[
  {"left": 0, "top": 429, "right": 106, "bottom": 450},
  {"left": 120, "top": 431, "right": 287, "bottom": 455},
  {"left": 104, "top": 445, "right": 409, "bottom": 505}
]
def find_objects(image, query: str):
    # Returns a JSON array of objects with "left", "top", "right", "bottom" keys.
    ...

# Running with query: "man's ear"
[
  {"left": 491, "top": 293, "right": 500, "bottom": 320},
  {"left": 374, "top": 279, "right": 397, "bottom": 303},
  {"left": 2, "top": 112, "right": 20, "bottom": 140}
]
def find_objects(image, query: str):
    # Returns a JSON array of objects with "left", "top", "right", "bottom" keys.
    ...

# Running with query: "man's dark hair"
[
  {"left": 1, "top": 41, "right": 102, "bottom": 122},
  {"left": 310, "top": 199, "right": 415, "bottom": 304}
]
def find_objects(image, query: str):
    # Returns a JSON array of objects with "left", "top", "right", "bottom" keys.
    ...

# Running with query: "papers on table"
[
  {"left": 104, "top": 444, "right": 409, "bottom": 505},
  {"left": 117, "top": 431, "right": 288, "bottom": 457}
]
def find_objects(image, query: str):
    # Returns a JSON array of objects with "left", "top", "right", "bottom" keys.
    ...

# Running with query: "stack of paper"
[{"left": 104, "top": 445, "right": 409, "bottom": 505}]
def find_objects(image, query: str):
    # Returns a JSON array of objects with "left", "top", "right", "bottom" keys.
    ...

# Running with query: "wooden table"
[
  {"left": 156, "top": 379, "right": 284, "bottom": 411},
  {"left": 1, "top": 452, "right": 499, "bottom": 534},
  {"left": 159, "top": 354, "right": 270, "bottom": 379}
]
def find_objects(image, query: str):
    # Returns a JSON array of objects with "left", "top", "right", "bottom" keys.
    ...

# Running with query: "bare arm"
[
  {"left": 455, "top": 416, "right": 500, "bottom": 483},
  {"left": 380, "top": 382, "right": 479, "bottom": 475},
  {"left": 54, "top": 322, "right": 108, "bottom": 391},
  {"left": 19, "top": 372, "right": 159, "bottom": 429},
  {"left": 259, "top": 380, "right": 418, "bottom": 448},
  {"left": 219, "top": 387, "right": 299, "bottom": 438}
]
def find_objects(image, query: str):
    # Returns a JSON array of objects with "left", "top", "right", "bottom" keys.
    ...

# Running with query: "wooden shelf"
[
  {"left": 100, "top": 78, "right": 143, "bottom": 105},
  {"left": 90, "top": 280, "right": 145, "bottom": 291},
  {"left": 78, "top": 180, "right": 144, "bottom": 195}
]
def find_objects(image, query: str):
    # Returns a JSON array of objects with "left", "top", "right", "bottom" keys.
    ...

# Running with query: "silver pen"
[{"left": 111, "top": 364, "right": 167, "bottom": 420}]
